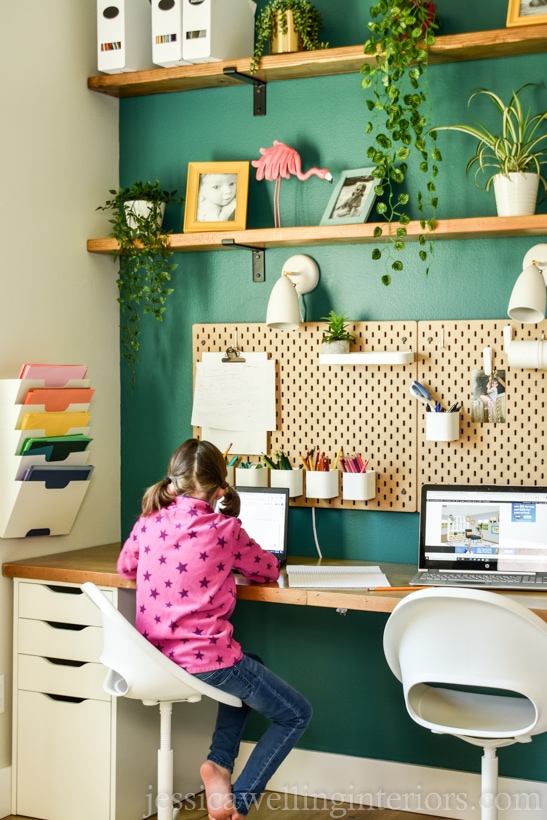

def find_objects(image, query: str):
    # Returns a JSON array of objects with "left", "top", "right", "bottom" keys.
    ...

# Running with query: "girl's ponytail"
[
  {"left": 141, "top": 476, "right": 174, "bottom": 516},
  {"left": 219, "top": 483, "right": 240, "bottom": 518}
]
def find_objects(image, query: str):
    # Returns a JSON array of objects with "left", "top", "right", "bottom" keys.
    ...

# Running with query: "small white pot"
[
  {"left": 124, "top": 199, "right": 166, "bottom": 230},
  {"left": 321, "top": 339, "right": 350, "bottom": 355},
  {"left": 493, "top": 172, "right": 540, "bottom": 217}
]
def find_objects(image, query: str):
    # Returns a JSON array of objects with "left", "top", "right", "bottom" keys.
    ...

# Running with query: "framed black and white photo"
[
  {"left": 320, "top": 167, "right": 377, "bottom": 226},
  {"left": 507, "top": 0, "right": 547, "bottom": 27},
  {"left": 183, "top": 161, "right": 250, "bottom": 233}
]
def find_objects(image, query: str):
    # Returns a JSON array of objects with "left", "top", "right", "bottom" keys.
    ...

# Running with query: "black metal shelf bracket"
[
  {"left": 222, "top": 239, "right": 266, "bottom": 283},
  {"left": 223, "top": 67, "right": 266, "bottom": 116}
]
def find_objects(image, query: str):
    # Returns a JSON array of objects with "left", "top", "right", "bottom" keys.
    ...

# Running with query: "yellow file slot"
[{"left": 20, "top": 412, "right": 90, "bottom": 437}]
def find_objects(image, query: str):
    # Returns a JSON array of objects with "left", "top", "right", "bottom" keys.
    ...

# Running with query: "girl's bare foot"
[{"left": 200, "top": 760, "right": 234, "bottom": 820}]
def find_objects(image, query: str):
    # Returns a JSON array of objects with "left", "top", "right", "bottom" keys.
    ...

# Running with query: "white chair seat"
[
  {"left": 384, "top": 586, "right": 547, "bottom": 820},
  {"left": 82, "top": 582, "right": 241, "bottom": 820},
  {"left": 409, "top": 684, "right": 536, "bottom": 738}
]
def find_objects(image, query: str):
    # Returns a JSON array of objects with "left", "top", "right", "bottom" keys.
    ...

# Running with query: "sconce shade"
[
  {"left": 507, "top": 263, "right": 547, "bottom": 324},
  {"left": 266, "top": 275, "right": 300, "bottom": 330}
]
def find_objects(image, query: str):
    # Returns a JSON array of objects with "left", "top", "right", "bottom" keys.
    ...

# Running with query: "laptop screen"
[
  {"left": 419, "top": 484, "right": 547, "bottom": 573},
  {"left": 235, "top": 486, "right": 289, "bottom": 562}
]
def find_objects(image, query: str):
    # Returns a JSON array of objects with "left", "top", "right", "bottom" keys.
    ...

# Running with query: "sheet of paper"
[
  {"left": 191, "top": 353, "right": 276, "bottom": 432},
  {"left": 200, "top": 427, "right": 267, "bottom": 456}
]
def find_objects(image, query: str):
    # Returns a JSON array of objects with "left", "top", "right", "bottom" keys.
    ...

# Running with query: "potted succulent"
[
  {"left": 361, "top": 0, "right": 441, "bottom": 284},
  {"left": 320, "top": 310, "right": 356, "bottom": 355},
  {"left": 431, "top": 84, "right": 547, "bottom": 217},
  {"left": 97, "top": 180, "right": 182, "bottom": 386},
  {"left": 250, "top": 0, "right": 328, "bottom": 75}
]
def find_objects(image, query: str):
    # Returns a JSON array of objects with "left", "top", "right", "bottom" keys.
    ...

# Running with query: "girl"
[{"left": 117, "top": 439, "right": 312, "bottom": 820}]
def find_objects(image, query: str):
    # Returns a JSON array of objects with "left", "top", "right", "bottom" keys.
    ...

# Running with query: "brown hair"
[{"left": 141, "top": 438, "right": 240, "bottom": 518}]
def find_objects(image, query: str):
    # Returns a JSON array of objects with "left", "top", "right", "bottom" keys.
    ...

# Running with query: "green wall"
[{"left": 118, "top": 0, "right": 547, "bottom": 783}]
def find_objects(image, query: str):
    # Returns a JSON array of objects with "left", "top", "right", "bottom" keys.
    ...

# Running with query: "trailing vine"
[
  {"left": 97, "top": 181, "right": 182, "bottom": 386},
  {"left": 361, "top": 0, "right": 441, "bottom": 284}
]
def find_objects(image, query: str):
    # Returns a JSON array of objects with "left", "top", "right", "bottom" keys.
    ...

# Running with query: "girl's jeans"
[{"left": 194, "top": 652, "right": 312, "bottom": 816}]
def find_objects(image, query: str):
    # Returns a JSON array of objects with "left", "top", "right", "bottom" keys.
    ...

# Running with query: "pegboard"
[
  {"left": 193, "top": 322, "right": 418, "bottom": 511},
  {"left": 417, "top": 319, "right": 547, "bottom": 497}
]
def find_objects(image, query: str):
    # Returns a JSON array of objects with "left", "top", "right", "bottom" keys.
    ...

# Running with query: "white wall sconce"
[
  {"left": 505, "top": 244, "right": 547, "bottom": 369},
  {"left": 507, "top": 244, "right": 547, "bottom": 324},
  {"left": 266, "top": 254, "right": 319, "bottom": 330}
]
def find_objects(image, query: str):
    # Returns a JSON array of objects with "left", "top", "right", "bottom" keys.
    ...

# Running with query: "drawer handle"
[
  {"left": 46, "top": 584, "right": 83, "bottom": 596},
  {"left": 45, "top": 693, "right": 87, "bottom": 704},
  {"left": 46, "top": 621, "right": 87, "bottom": 632},
  {"left": 45, "top": 657, "right": 86, "bottom": 668}
]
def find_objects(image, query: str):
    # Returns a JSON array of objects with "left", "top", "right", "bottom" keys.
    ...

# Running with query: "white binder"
[
  {"left": 181, "top": 0, "right": 256, "bottom": 64},
  {"left": 152, "top": 0, "right": 191, "bottom": 67},
  {"left": 97, "top": 0, "right": 154, "bottom": 74}
]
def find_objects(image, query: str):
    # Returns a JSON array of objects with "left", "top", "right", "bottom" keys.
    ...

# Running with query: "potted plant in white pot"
[
  {"left": 320, "top": 311, "right": 356, "bottom": 355},
  {"left": 250, "top": 0, "right": 328, "bottom": 74},
  {"left": 97, "top": 180, "right": 183, "bottom": 385},
  {"left": 431, "top": 83, "right": 547, "bottom": 217}
]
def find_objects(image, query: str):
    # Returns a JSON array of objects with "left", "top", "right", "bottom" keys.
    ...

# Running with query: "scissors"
[{"left": 409, "top": 381, "right": 436, "bottom": 410}]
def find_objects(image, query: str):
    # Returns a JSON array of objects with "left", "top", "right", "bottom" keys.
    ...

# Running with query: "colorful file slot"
[
  {"left": 20, "top": 412, "right": 90, "bottom": 436},
  {"left": 20, "top": 435, "right": 92, "bottom": 462},
  {"left": 23, "top": 465, "right": 94, "bottom": 489},
  {"left": 18, "top": 363, "right": 88, "bottom": 387},
  {"left": 23, "top": 388, "right": 95, "bottom": 412}
]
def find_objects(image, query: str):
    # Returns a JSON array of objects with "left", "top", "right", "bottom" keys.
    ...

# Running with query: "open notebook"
[
  {"left": 286, "top": 565, "right": 389, "bottom": 589},
  {"left": 411, "top": 484, "right": 547, "bottom": 590}
]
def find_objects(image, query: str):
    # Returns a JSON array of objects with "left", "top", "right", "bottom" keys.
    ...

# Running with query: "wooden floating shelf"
[
  {"left": 87, "top": 24, "right": 547, "bottom": 98},
  {"left": 87, "top": 215, "right": 547, "bottom": 255},
  {"left": 319, "top": 351, "right": 414, "bottom": 366}
]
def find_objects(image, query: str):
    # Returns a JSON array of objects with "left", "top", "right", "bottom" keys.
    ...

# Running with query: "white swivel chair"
[
  {"left": 81, "top": 582, "right": 241, "bottom": 820},
  {"left": 383, "top": 586, "right": 547, "bottom": 820}
]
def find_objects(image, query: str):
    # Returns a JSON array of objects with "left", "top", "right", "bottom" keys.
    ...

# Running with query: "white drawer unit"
[{"left": 11, "top": 578, "right": 216, "bottom": 820}]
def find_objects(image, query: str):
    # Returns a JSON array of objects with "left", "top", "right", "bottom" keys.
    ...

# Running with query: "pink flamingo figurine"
[{"left": 252, "top": 140, "right": 332, "bottom": 228}]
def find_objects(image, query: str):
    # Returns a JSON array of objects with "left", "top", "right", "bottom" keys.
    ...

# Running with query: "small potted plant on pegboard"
[{"left": 320, "top": 310, "right": 355, "bottom": 355}]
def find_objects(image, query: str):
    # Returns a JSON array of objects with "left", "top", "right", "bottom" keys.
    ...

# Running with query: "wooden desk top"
[{"left": 4, "top": 543, "right": 547, "bottom": 620}]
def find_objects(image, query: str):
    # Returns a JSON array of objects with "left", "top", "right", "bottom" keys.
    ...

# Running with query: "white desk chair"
[
  {"left": 82, "top": 582, "right": 241, "bottom": 820},
  {"left": 383, "top": 586, "right": 547, "bottom": 820}
]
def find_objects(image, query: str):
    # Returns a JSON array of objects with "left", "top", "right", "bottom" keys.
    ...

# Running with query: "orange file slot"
[{"left": 23, "top": 388, "right": 95, "bottom": 412}]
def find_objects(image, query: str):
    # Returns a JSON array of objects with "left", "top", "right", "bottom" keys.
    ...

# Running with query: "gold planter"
[{"left": 270, "top": 10, "right": 301, "bottom": 54}]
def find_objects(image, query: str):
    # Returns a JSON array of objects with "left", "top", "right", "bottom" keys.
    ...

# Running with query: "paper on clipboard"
[
  {"left": 191, "top": 352, "right": 276, "bottom": 432},
  {"left": 200, "top": 427, "right": 267, "bottom": 456}
]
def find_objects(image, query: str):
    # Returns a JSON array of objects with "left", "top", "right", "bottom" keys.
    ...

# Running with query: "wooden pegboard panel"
[
  {"left": 417, "top": 319, "right": 547, "bottom": 497},
  {"left": 193, "top": 322, "right": 418, "bottom": 511}
]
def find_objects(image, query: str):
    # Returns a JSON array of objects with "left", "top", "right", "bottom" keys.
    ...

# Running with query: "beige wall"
[{"left": 0, "top": 0, "right": 120, "bottom": 774}]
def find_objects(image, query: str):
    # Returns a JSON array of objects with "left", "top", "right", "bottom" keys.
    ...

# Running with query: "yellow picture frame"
[
  {"left": 506, "top": 0, "right": 547, "bottom": 27},
  {"left": 183, "top": 161, "right": 250, "bottom": 233}
]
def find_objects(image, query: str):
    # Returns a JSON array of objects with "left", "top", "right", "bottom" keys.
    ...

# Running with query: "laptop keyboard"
[{"left": 414, "top": 572, "right": 547, "bottom": 589}]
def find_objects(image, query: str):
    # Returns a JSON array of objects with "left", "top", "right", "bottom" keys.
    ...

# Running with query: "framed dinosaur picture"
[
  {"left": 320, "top": 167, "right": 377, "bottom": 226},
  {"left": 183, "top": 161, "right": 250, "bottom": 233}
]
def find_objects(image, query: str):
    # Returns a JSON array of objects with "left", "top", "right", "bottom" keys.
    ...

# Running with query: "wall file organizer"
[
  {"left": 193, "top": 322, "right": 418, "bottom": 512},
  {"left": 417, "top": 319, "right": 547, "bottom": 496},
  {"left": 0, "top": 374, "right": 94, "bottom": 538}
]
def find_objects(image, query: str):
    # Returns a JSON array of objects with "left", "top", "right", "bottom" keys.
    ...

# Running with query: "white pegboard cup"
[
  {"left": 342, "top": 470, "right": 376, "bottom": 501},
  {"left": 235, "top": 467, "right": 269, "bottom": 487},
  {"left": 425, "top": 412, "right": 460, "bottom": 443},
  {"left": 270, "top": 468, "right": 304, "bottom": 498},
  {"left": 305, "top": 470, "right": 339, "bottom": 500}
]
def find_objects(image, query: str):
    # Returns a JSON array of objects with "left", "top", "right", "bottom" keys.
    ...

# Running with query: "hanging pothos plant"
[
  {"left": 361, "top": 0, "right": 441, "bottom": 284},
  {"left": 97, "top": 181, "right": 182, "bottom": 387}
]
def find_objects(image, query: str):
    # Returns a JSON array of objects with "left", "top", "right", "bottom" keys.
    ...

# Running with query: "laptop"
[
  {"left": 235, "top": 486, "right": 289, "bottom": 565},
  {"left": 410, "top": 484, "right": 547, "bottom": 590}
]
